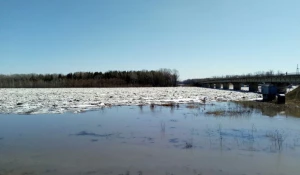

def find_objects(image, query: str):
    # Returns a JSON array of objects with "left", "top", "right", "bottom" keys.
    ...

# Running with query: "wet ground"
[{"left": 0, "top": 102, "right": 300, "bottom": 175}]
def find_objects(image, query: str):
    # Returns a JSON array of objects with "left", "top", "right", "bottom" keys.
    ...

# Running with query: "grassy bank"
[{"left": 286, "top": 86, "right": 300, "bottom": 103}]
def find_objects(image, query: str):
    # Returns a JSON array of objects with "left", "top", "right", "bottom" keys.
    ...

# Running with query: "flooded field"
[{"left": 1, "top": 102, "right": 300, "bottom": 175}]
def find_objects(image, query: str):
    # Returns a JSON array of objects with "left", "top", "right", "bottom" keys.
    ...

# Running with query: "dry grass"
[
  {"left": 158, "top": 102, "right": 179, "bottom": 108},
  {"left": 286, "top": 86, "right": 300, "bottom": 103},
  {"left": 160, "top": 103, "right": 175, "bottom": 107}
]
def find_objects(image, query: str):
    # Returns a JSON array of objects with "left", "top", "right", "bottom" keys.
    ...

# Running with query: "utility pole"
[{"left": 297, "top": 64, "right": 299, "bottom": 75}]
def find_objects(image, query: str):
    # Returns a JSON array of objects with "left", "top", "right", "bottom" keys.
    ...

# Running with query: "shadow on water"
[{"left": 71, "top": 131, "right": 116, "bottom": 138}]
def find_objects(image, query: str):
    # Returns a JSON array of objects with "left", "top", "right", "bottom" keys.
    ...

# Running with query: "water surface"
[{"left": 0, "top": 103, "right": 300, "bottom": 175}]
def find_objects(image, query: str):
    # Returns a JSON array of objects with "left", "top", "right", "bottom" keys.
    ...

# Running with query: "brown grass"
[
  {"left": 158, "top": 102, "right": 179, "bottom": 108},
  {"left": 186, "top": 104, "right": 199, "bottom": 109}
]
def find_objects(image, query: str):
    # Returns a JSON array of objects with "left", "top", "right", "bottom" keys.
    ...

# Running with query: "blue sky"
[{"left": 0, "top": 0, "right": 299, "bottom": 80}]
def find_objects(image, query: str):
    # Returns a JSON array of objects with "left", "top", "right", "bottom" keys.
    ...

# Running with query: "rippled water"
[{"left": 0, "top": 102, "right": 300, "bottom": 175}]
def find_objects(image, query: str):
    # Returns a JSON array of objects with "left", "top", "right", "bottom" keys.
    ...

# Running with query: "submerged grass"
[
  {"left": 160, "top": 121, "right": 166, "bottom": 132},
  {"left": 205, "top": 110, "right": 225, "bottom": 116},
  {"left": 186, "top": 104, "right": 201, "bottom": 109},
  {"left": 266, "top": 130, "right": 287, "bottom": 151},
  {"left": 184, "top": 139, "right": 193, "bottom": 149},
  {"left": 205, "top": 107, "right": 251, "bottom": 117}
]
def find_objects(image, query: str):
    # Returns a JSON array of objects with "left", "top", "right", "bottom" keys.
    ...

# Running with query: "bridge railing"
[{"left": 195, "top": 73, "right": 300, "bottom": 84}]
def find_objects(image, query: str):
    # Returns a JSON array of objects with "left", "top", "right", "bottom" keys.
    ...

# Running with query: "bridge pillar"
[
  {"left": 275, "top": 83, "right": 287, "bottom": 94},
  {"left": 249, "top": 83, "right": 258, "bottom": 92},
  {"left": 233, "top": 83, "right": 241, "bottom": 91},
  {"left": 223, "top": 83, "right": 229, "bottom": 90},
  {"left": 210, "top": 84, "right": 214, "bottom": 88},
  {"left": 215, "top": 83, "right": 221, "bottom": 89}
]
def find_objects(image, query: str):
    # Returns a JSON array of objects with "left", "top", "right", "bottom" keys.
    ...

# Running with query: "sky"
[{"left": 0, "top": 0, "right": 299, "bottom": 80}]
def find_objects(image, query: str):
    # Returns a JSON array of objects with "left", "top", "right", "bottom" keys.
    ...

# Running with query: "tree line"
[{"left": 0, "top": 69, "right": 179, "bottom": 88}]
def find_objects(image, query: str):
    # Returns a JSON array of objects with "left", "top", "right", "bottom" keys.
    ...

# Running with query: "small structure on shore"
[
  {"left": 277, "top": 94, "right": 286, "bottom": 104},
  {"left": 261, "top": 85, "right": 277, "bottom": 102},
  {"left": 261, "top": 84, "right": 286, "bottom": 104}
]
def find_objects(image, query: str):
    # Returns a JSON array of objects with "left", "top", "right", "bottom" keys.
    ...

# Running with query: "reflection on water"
[
  {"left": 0, "top": 102, "right": 300, "bottom": 175},
  {"left": 235, "top": 101, "right": 300, "bottom": 118}
]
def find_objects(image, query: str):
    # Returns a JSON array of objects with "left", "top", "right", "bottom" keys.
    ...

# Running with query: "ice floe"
[{"left": 0, "top": 87, "right": 261, "bottom": 114}]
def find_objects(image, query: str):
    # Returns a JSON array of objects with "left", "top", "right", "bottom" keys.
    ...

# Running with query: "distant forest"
[{"left": 0, "top": 69, "right": 179, "bottom": 88}]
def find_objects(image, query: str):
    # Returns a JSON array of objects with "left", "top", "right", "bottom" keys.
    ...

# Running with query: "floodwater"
[{"left": 0, "top": 103, "right": 300, "bottom": 175}]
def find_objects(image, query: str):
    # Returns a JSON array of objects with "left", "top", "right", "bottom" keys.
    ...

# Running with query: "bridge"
[{"left": 194, "top": 74, "right": 300, "bottom": 93}]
